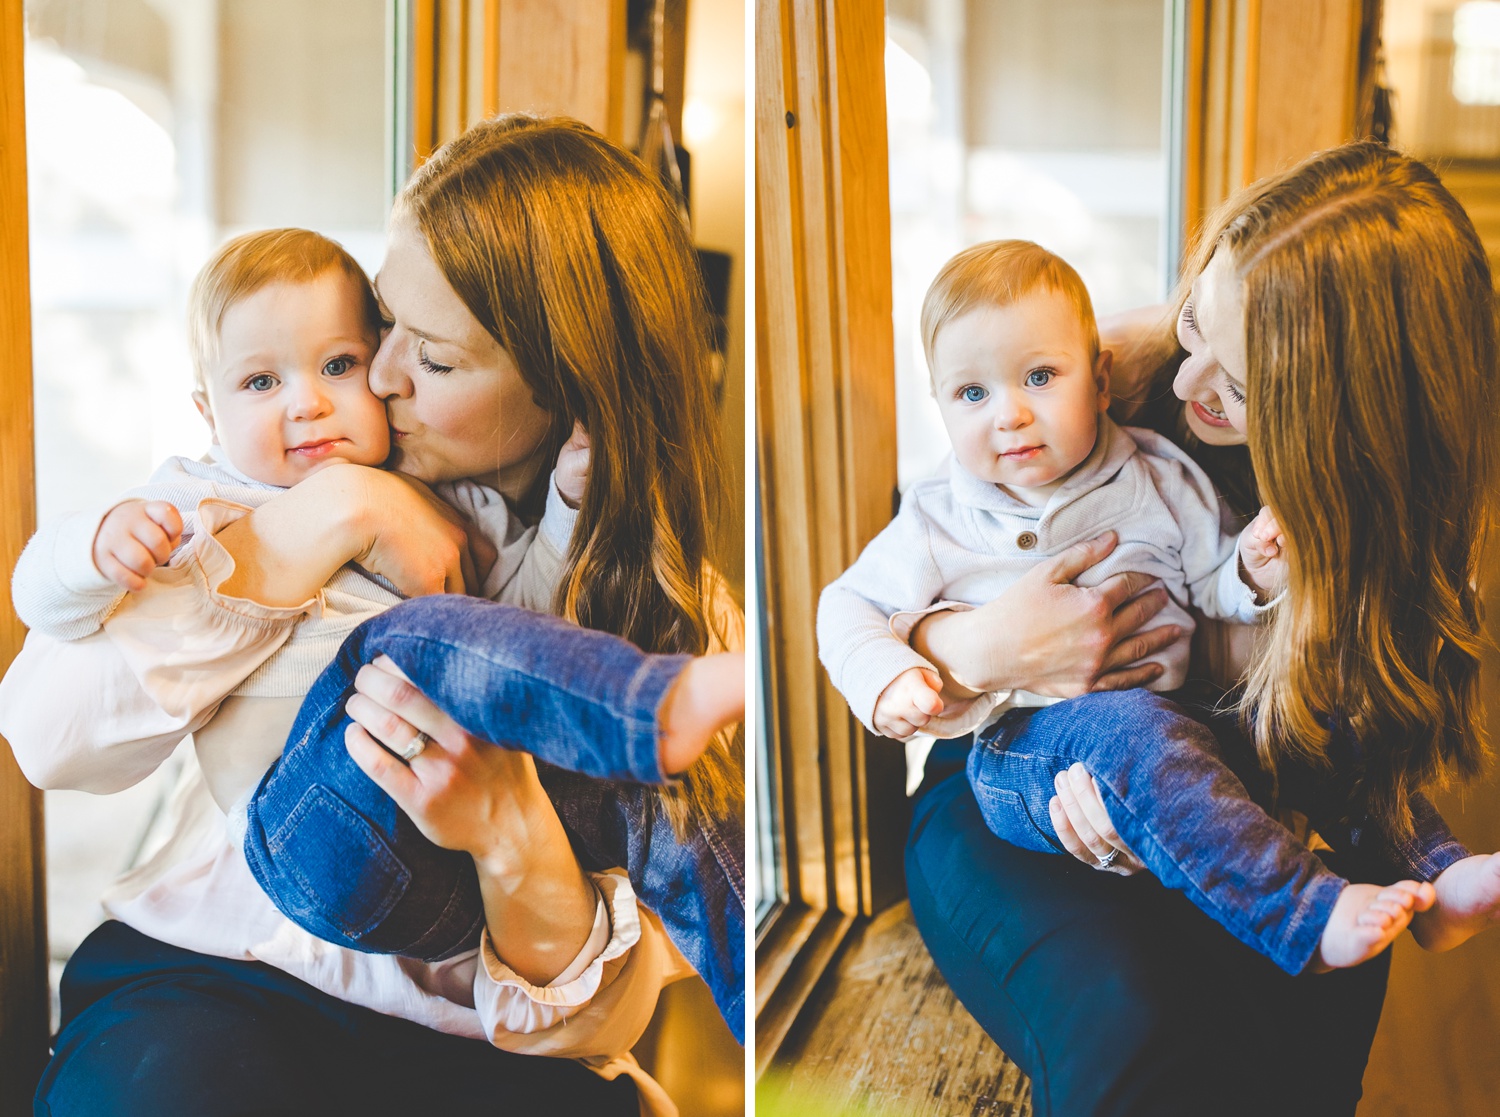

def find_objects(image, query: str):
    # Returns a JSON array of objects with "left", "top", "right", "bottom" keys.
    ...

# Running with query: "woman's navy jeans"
[{"left": 242, "top": 595, "right": 746, "bottom": 1042}]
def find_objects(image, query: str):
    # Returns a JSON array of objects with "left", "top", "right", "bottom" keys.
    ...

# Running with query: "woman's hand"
[
  {"left": 1050, "top": 763, "right": 1147, "bottom": 877},
  {"left": 343, "top": 655, "right": 599, "bottom": 986},
  {"left": 910, "top": 532, "right": 1183, "bottom": 701}
]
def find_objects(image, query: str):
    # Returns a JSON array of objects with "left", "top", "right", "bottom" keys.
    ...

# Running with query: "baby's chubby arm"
[{"left": 817, "top": 486, "right": 960, "bottom": 735}]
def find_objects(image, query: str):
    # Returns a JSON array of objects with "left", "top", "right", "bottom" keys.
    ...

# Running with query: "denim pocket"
[
  {"left": 266, "top": 785, "right": 411, "bottom": 940},
  {"left": 968, "top": 739, "right": 1066, "bottom": 855}
]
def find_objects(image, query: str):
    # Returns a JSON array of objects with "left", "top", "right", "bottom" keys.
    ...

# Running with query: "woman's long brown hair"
[
  {"left": 397, "top": 115, "right": 742, "bottom": 834},
  {"left": 1141, "top": 142, "right": 1497, "bottom": 837}
]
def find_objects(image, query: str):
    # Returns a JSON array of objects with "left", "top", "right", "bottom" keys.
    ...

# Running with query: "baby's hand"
[
  {"left": 92, "top": 500, "right": 183, "bottom": 591},
  {"left": 555, "top": 421, "right": 590, "bottom": 509},
  {"left": 1239, "top": 505, "right": 1288, "bottom": 603},
  {"left": 872, "top": 666, "right": 944, "bottom": 741}
]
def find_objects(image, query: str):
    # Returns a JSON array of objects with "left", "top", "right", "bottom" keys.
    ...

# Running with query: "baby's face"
[
  {"left": 196, "top": 272, "right": 389, "bottom": 487},
  {"left": 931, "top": 288, "right": 1109, "bottom": 500}
]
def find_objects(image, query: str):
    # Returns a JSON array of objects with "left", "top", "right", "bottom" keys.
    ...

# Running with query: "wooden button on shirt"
[{"left": 1016, "top": 531, "right": 1038, "bottom": 550}]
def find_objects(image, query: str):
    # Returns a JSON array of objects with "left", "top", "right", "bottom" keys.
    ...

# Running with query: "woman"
[
  {"left": 903, "top": 141, "right": 1495, "bottom": 1116},
  {"left": 5, "top": 116, "right": 741, "bottom": 1115}
]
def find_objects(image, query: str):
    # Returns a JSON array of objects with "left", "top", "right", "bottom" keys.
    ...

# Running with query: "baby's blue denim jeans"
[
  {"left": 242, "top": 595, "right": 745, "bottom": 1042},
  {"left": 966, "top": 688, "right": 1468, "bottom": 975}
]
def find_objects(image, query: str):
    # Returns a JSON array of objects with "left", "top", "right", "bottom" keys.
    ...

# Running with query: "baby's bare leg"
[
  {"left": 657, "top": 652, "right": 745, "bottom": 773},
  {"left": 1314, "top": 881, "right": 1435, "bottom": 971},
  {"left": 1409, "top": 853, "right": 1500, "bottom": 953}
]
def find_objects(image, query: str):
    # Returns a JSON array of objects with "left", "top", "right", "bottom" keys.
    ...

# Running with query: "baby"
[
  {"left": 9, "top": 228, "right": 736, "bottom": 812},
  {"left": 818, "top": 240, "right": 1439, "bottom": 973}
]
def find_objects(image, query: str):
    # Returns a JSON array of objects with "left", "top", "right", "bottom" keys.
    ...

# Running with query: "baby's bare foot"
[
  {"left": 1313, "top": 880, "right": 1435, "bottom": 971},
  {"left": 1410, "top": 853, "right": 1500, "bottom": 953},
  {"left": 657, "top": 652, "right": 745, "bottom": 774}
]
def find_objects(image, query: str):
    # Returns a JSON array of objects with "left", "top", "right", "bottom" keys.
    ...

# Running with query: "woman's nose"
[
  {"left": 369, "top": 330, "right": 413, "bottom": 399},
  {"left": 1173, "top": 354, "right": 1216, "bottom": 402}
]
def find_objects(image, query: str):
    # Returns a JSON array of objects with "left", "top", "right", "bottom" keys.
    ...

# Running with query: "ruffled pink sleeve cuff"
[{"left": 102, "top": 498, "right": 319, "bottom": 718}]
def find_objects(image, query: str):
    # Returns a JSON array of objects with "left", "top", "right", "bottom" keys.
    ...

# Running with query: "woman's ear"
[
  {"left": 191, "top": 389, "right": 220, "bottom": 443},
  {"left": 1094, "top": 348, "right": 1113, "bottom": 411}
]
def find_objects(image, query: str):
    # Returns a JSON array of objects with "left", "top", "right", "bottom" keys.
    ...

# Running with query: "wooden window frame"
[
  {"left": 1, "top": 0, "right": 46, "bottom": 1111},
  {"left": 752, "top": 0, "right": 906, "bottom": 1073}
]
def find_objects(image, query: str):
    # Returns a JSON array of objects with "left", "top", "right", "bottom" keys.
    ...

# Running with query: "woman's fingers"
[
  {"left": 1050, "top": 794, "right": 1096, "bottom": 864},
  {"left": 1053, "top": 769, "right": 1111, "bottom": 859},
  {"left": 1039, "top": 532, "right": 1118, "bottom": 585},
  {"left": 1095, "top": 570, "right": 1164, "bottom": 615},
  {"left": 345, "top": 722, "right": 422, "bottom": 803},
  {"left": 1099, "top": 622, "right": 1180, "bottom": 674},
  {"left": 1091, "top": 662, "right": 1165, "bottom": 692},
  {"left": 1054, "top": 765, "right": 1145, "bottom": 875},
  {"left": 349, "top": 656, "right": 462, "bottom": 755}
]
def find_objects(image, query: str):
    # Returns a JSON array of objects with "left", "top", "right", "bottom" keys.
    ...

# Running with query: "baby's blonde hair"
[
  {"left": 187, "top": 228, "right": 382, "bottom": 388},
  {"left": 920, "top": 240, "right": 1099, "bottom": 375}
]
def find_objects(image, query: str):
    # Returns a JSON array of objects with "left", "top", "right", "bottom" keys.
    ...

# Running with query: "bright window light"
[{"left": 1453, "top": 1, "right": 1500, "bottom": 105}]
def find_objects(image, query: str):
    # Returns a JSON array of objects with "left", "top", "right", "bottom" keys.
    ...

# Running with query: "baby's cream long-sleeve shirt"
[{"left": 818, "top": 418, "right": 1270, "bottom": 738}]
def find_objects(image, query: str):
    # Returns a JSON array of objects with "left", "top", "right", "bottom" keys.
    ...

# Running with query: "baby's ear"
[
  {"left": 191, "top": 390, "right": 219, "bottom": 442},
  {"left": 1094, "top": 348, "right": 1113, "bottom": 411}
]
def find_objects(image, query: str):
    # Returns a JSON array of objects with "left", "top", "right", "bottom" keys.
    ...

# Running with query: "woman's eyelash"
[
  {"left": 1222, "top": 379, "right": 1246, "bottom": 404},
  {"left": 1181, "top": 301, "right": 1198, "bottom": 334},
  {"left": 418, "top": 344, "right": 454, "bottom": 375}
]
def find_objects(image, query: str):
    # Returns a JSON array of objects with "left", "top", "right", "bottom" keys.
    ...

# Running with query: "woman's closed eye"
[
  {"left": 959, "top": 384, "right": 988, "bottom": 403},
  {"left": 1222, "top": 377, "right": 1246, "bottom": 404},
  {"left": 1180, "top": 300, "right": 1199, "bottom": 336},
  {"left": 418, "top": 341, "right": 454, "bottom": 375},
  {"left": 1025, "top": 368, "right": 1054, "bottom": 388}
]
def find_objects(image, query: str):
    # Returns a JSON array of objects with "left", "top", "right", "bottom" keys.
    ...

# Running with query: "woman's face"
[
  {"left": 369, "top": 216, "right": 552, "bottom": 497},
  {"left": 1174, "top": 248, "right": 1249, "bottom": 446}
]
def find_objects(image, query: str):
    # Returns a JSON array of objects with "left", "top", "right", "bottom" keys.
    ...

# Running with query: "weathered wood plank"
[{"left": 767, "top": 903, "right": 1032, "bottom": 1117}]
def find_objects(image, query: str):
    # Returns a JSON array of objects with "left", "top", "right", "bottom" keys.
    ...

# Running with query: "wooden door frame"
[{"left": 0, "top": 0, "right": 47, "bottom": 1111}]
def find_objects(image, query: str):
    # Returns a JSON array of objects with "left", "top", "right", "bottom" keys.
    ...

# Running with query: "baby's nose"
[
  {"left": 286, "top": 380, "right": 333, "bottom": 419},
  {"left": 992, "top": 392, "right": 1031, "bottom": 429}
]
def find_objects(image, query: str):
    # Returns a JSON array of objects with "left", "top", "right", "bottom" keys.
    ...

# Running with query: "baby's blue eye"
[
  {"left": 960, "top": 385, "right": 987, "bottom": 403},
  {"left": 246, "top": 374, "right": 276, "bottom": 392},
  {"left": 323, "top": 356, "right": 356, "bottom": 377},
  {"left": 1025, "top": 369, "right": 1054, "bottom": 387}
]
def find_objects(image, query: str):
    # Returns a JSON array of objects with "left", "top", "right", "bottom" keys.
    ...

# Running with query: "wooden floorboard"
[{"left": 763, "top": 902, "right": 1032, "bottom": 1117}]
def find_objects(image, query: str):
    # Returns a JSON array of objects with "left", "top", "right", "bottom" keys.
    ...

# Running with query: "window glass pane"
[
  {"left": 885, "top": 0, "right": 1170, "bottom": 488},
  {"left": 25, "top": 0, "right": 389, "bottom": 1019},
  {"left": 754, "top": 470, "right": 783, "bottom": 926}
]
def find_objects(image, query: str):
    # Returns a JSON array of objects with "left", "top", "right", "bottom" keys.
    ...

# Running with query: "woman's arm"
[
  {"left": 342, "top": 656, "right": 599, "bottom": 986},
  {"left": 910, "top": 532, "right": 1182, "bottom": 700}
]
